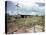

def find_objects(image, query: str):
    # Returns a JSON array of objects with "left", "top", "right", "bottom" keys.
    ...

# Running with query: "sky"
[{"left": 6, "top": 0, "right": 45, "bottom": 16}]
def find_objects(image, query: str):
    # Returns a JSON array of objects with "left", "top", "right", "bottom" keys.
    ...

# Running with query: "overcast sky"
[{"left": 6, "top": 0, "right": 45, "bottom": 16}]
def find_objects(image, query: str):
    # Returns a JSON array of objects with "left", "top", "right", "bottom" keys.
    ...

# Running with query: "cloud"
[
  {"left": 30, "top": 12, "right": 37, "bottom": 15},
  {"left": 7, "top": 10, "right": 17, "bottom": 15},
  {"left": 35, "top": 2, "right": 45, "bottom": 7}
]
